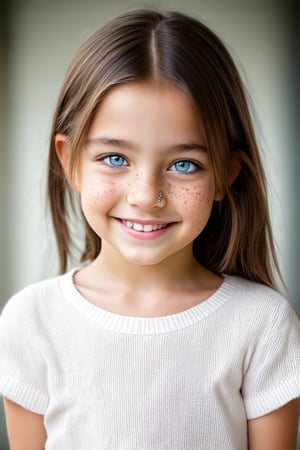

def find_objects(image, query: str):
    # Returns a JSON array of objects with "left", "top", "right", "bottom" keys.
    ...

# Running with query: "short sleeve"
[
  {"left": 0, "top": 289, "right": 49, "bottom": 414},
  {"left": 242, "top": 296, "right": 300, "bottom": 419}
]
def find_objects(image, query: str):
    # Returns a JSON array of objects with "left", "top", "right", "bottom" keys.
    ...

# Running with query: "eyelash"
[
  {"left": 97, "top": 153, "right": 128, "bottom": 167},
  {"left": 96, "top": 153, "right": 204, "bottom": 174},
  {"left": 168, "top": 160, "right": 202, "bottom": 174}
]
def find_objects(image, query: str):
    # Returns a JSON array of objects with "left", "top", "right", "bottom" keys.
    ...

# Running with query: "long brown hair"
[{"left": 47, "top": 9, "right": 281, "bottom": 288}]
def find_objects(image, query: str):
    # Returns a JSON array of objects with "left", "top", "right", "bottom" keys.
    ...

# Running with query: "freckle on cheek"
[{"left": 87, "top": 180, "right": 116, "bottom": 196}]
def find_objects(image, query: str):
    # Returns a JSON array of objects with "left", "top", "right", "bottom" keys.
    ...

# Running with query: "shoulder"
[
  {"left": 227, "top": 278, "right": 300, "bottom": 418},
  {"left": 220, "top": 275, "right": 299, "bottom": 346},
  {"left": 230, "top": 275, "right": 287, "bottom": 302},
  {"left": 0, "top": 270, "right": 74, "bottom": 330},
  {"left": 227, "top": 275, "right": 299, "bottom": 321}
]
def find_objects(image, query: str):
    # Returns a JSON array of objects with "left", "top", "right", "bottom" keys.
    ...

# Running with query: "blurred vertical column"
[
  {"left": 0, "top": 0, "right": 11, "bottom": 308},
  {"left": 0, "top": 0, "right": 11, "bottom": 447},
  {"left": 287, "top": 0, "right": 300, "bottom": 312},
  {"left": 0, "top": 0, "right": 15, "bottom": 309}
]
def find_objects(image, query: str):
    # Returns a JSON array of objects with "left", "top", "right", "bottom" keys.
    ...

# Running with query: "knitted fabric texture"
[{"left": 0, "top": 271, "right": 299, "bottom": 449}]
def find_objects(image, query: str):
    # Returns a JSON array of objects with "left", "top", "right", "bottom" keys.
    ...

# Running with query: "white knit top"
[{"left": 0, "top": 270, "right": 299, "bottom": 449}]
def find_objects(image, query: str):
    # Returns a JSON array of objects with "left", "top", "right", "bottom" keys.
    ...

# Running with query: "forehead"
[{"left": 87, "top": 80, "right": 206, "bottom": 149}]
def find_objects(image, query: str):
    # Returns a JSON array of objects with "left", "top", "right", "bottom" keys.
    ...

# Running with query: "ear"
[
  {"left": 214, "top": 154, "right": 243, "bottom": 201},
  {"left": 228, "top": 153, "right": 242, "bottom": 186},
  {"left": 55, "top": 134, "right": 79, "bottom": 192}
]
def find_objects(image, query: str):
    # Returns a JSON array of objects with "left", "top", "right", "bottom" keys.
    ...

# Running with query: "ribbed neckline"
[{"left": 59, "top": 269, "right": 238, "bottom": 335}]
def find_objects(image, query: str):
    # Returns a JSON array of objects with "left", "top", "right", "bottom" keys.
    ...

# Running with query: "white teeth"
[
  {"left": 143, "top": 224, "right": 153, "bottom": 232},
  {"left": 133, "top": 223, "right": 143, "bottom": 231},
  {"left": 124, "top": 221, "right": 166, "bottom": 232}
]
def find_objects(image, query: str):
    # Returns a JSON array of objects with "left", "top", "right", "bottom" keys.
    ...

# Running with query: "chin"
[{"left": 122, "top": 253, "right": 167, "bottom": 267}]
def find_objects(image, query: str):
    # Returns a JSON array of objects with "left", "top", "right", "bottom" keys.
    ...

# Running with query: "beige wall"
[{"left": 0, "top": 0, "right": 298, "bottom": 306}]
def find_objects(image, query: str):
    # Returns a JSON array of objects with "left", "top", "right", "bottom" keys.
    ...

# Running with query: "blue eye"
[
  {"left": 170, "top": 160, "right": 198, "bottom": 173},
  {"left": 103, "top": 154, "right": 127, "bottom": 167}
]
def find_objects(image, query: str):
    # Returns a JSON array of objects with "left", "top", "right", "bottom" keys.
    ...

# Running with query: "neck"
[
  {"left": 74, "top": 242, "right": 222, "bottom": 317},
  {"left": 80, "top": 240, "right": 220, "bottom": 293}
]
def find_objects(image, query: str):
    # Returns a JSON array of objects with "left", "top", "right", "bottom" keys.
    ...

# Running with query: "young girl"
[{"left": 0, "top": 9, "right": 299, "bottom": 450}]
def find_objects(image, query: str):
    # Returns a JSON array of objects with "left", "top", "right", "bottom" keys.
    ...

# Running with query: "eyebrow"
[
  {"left": 85, "top": 137, "right": 207, "bottom": 153},
  {"left": 85, "top": 137, "right": 138, "bottom": 150}
]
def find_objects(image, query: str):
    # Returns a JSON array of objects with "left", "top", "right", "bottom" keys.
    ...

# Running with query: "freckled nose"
[{"left": 126, "top": 173, "right": 163, "bottom": 210}]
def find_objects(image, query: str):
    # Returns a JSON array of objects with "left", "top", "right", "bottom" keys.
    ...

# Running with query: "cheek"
[
  {"left": 166, "top": 182, "right": 215, "bottom": 217},
  {"left": 80, "top": 177, "right": 117, "bottom": 209}
]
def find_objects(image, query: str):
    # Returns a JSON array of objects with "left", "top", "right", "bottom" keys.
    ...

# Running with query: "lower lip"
[{"left": 119, "top": 220, "right": 172, "bottom": 241}]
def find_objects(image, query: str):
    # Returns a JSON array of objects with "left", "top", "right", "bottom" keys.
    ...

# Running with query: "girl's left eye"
[
  {"left": 100, "top": 154, "right": 128, "bottom": 167},
  {"left": 169, "top": 160, "right": 199, "bottom": 173}
]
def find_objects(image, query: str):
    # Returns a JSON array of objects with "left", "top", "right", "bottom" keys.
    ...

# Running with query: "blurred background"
[{"left": 0, "top": 0, "right": 299, "bottom": 447}]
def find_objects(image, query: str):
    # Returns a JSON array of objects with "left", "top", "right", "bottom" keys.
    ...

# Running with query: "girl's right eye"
[{"left": 98, "top": 154, "right": 128, "bottom": 167}]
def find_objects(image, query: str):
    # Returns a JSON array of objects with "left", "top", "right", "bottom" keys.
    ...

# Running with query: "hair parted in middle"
[{"left": 48, "top": 8, "right": 280, "bottom": 288}]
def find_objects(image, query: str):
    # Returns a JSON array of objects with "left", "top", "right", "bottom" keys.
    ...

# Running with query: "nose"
[{"left": 126, "top": 171, "right": 165, "bottom": 210}]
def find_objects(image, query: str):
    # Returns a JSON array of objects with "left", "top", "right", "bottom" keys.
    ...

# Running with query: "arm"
[
  {"left": 4, "top": 398, "right": 47, "bottom": 450},
  {"left": 248, "top": 398, "right": 300, "bottom": 450}
]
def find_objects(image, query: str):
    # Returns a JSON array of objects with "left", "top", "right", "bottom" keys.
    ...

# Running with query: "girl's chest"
[{"left": 44, "top": 331, "right": 248, "bottom": 449}]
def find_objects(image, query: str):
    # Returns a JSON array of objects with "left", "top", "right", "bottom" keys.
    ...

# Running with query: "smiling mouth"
[{"left": 122, "top": 220, "right": 168, "bottom": 232}]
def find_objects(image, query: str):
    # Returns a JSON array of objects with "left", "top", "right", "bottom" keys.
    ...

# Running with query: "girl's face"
[{"left": 71, "top": 80, "right": 222, "bottom": 267}]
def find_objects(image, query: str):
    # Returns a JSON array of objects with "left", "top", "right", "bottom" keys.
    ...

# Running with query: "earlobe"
[
  {"left": 55, "top": 134, "right": 71, "bottom": 174},
  {"left": 214, "top": 154, "right": 243, "bottom": 202},
  {"left": 55, "top": 134, "right": 79, "bottom": 191},
  {"left": 214, "top": 189, "right": 224, "bottom": 202},
  {"left": 228, "top": 154, "right": 242, "bottom": 186}
]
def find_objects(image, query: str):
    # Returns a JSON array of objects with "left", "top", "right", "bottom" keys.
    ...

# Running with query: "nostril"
[{"left": 126, "top": 186, "right": 165, "bottom": 209}]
